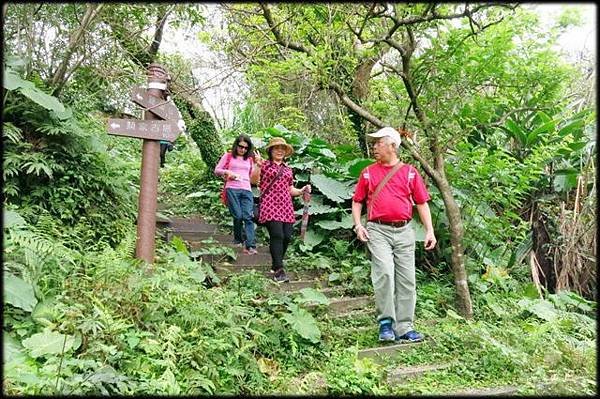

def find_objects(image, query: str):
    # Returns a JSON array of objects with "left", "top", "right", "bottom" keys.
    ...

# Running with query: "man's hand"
[
  {"left": 424, "top": 231, "right": 437, "bottom": 250},
  {"left": 354, "top": 224, "right": 369, "bottom": 242}
]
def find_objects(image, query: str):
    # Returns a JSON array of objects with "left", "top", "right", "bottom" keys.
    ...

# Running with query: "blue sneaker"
[
  {"left": 395, "top": 330, "right": 424, "bottom": 342},
  {"left": 378, "top": 319, "right": 395, "bottom": 342}
]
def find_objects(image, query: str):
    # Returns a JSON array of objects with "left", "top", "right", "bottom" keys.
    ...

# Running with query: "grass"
[{"left": 265, "top": 267, "right": 596, "bottom": 395}]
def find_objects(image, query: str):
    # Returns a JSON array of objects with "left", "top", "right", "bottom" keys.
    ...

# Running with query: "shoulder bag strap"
[
  {"left": 222, "top": 152, "right": 233, "bottom": 187},
  {"left": 224, "top": 152, "right": 232, "bottom": 170},
  {"left": 261, "top": 163, "right": 285, "bottom": 197},
  {"left": 367, "top": 162, "right": 404, "bottom": 220}
]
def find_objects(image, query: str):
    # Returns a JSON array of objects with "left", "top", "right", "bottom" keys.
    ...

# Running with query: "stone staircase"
[{"left": 158, "top": 214, "right": 521, "bottom": 396}]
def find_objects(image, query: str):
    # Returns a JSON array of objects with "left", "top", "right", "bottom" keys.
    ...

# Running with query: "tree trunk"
[
  {"left": 395, "top": 32, "right": 473, "bottom": 318},
  {"left": 531, "top": 203, "right": 556, "bottom": 292},
  {"left": 350, "top": 57, "right": 379, "bottom": 156},
  {"left": 348, "top": 106, "right": 368, "bottom": 156},
  {"left": 434, "top": 174, "right": 473, "bottom": 318},
  {"left": 50, "top": 4, "right": 104, "bottom": 95},
  {"left": 172, "top": 93, "right": 223, "bottom": 174}
]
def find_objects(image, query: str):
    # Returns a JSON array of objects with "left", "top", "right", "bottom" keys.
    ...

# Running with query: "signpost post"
[{"left": 106, "top": 63, "right": 183, "bottom": 265}]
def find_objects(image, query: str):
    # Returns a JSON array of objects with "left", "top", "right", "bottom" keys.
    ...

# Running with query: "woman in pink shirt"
[{"left": 214, "top": 134, "right": 261, "bottom": 254}]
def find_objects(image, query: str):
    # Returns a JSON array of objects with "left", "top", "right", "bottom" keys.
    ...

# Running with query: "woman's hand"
[
  {"left": 225, "top": 171, "right": 240, "bottom": 181},
  {"left": 302, "top": 185, "right": 311, "bottom": 194},
  {"left": 254, "top": 151, "right": 264, "bottom": 167}
]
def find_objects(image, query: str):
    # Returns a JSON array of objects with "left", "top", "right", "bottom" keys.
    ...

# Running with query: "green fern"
[
  {"left": 4, "top": 211, "right": 76, "bottom": 283},
  {"left": 2, "top": 122, "right": 23, "bottom": 143},
  {"left": 3, "top": 151, "right": 22, "bottom": 179},
  {"left": 115, "top": 229, "right": 137, "bottom": 258}
]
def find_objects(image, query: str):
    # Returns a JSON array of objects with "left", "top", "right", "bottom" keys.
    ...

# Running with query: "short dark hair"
[{"left": 231, "top": 134, "right": 254, "bottom": 160}]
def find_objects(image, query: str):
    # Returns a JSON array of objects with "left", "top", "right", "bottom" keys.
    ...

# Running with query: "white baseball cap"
[{"left": 367, "top": 127, "right": 401, "bottom": 147}]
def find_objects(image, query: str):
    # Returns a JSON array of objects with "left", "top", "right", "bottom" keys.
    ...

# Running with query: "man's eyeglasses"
[{"left": 237, "top": 144, "right": 249, "bottom": 150}]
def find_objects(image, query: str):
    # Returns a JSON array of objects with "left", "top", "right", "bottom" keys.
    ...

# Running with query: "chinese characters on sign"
[{"left": 107, "top": 118, "right": 180, "bottom": 142}]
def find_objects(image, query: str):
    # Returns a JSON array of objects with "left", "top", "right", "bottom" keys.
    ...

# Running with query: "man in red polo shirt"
[{"left": 352, "top": 127, "right": 437, "bottom": 343}]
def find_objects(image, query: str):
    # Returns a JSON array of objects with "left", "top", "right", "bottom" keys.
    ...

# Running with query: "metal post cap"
[{"left": 147, "top": 63, "right": 170, "bottom": 82}]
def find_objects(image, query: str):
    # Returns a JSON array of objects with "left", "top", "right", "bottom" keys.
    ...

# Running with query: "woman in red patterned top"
[{"left": 256, "top": 137, "right": 311, "bottom": 282}]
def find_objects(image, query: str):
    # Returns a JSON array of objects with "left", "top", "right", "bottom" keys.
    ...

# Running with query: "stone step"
[
  {"left": 440, "top": 386, "right": 519, "bottom": 396},
  {"left": 271, "top": 279, "right": 328, "bottom": 291},
  {"left": 318, "top": 287, "right": 345, "bottom": 298},
  {"left": 156, "top": 212, "right": 172, "bottom": 225},
  {"left": 215, "top": 266, "right": 321, "bottom": 282},
  {"left": 215, "top": 266, "right": 300, "bottom": 281},
  {"left": 357, "top": 341, "right": 425, "bottom": 362},
  {"left": 188, "top": 241, "right": 270, "bottom": 254},
  {"left": 167, "top": 231, "right": 232, "bottom": 242},
  {"left": 387, "top": 363, "right": 453, "bottom": 384},
  {"left": 307, "top": 295, "right": 374, "bottom": 315},
  {"left": 281, "top": 286, "right": 344, "bottom": 298},
  {"left": 167, "top": 219, "right": 219, "bottom": 233},
  {"left": 214, "top": 263, "right": 271, "bottom": 274},
  {"left": 329, "top": 307, "right": 377, "bottom": 319},
  {"left": 197, "top": 252, "right": 272, "bottom": 266}
]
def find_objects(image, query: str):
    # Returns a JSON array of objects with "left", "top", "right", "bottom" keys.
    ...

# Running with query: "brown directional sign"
[
  {"left": 107, "top": 118, "right": 181, "bottom": 142},
  {"left": 130, "top": 87, "right": 179, "bottom": 120}
]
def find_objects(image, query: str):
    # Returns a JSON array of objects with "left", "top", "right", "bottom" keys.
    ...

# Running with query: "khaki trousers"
[{"left": 366, "top": 221, "right": 416, "bottom": 336}]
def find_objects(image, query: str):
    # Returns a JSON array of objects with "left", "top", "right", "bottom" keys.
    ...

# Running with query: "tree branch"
[
  {"left": 259, "top": 3, "right": 313, "bottom": 55},
  {"left": 148, "top": 5, "right": 174, "bottom": 59}
]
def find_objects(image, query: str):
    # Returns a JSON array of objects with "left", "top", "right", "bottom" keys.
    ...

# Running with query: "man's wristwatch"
[{"left": 353, "top": 224, "right": 363, "bottom": 233}]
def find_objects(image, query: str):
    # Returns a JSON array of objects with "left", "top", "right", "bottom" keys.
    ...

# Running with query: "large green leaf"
[
  {"left": 31, "top": 300, "right": 59, "bottom": 326},
  {"left": 346, "top": 158, "right": 373, "bottom": 178},
  {"left": 311, "top": 174, "right": 353, "bottom": 202},
  {"left": 553, "top": 172, "right": 578, "bottom": 192},
  {"left": 21, "top": 330, "right": 79, "bottom": 358},
  {"left": 299, "top": 228, "right": 324, "bottom": 251},
  {"left": 170, "top": 236, "right": 189, "bottom": 255},
  {"left": 3, "top": 209, "right": 27, "bottom": 229},
  {"left": 294, "top": 201, "right": 338, "bottom": 216},
  {"left": 517, "top": 298, "right": 558, "bottom": 322},
  {"left": 4, "top": 273, "right": 37, "bottom": 312},
  {"left": 316, "top": 213, "right": 354, "bottom": 230},
  {"left": 4, "top": 332, "right": 28, "bottom": 364},
  {"left": 296, "top": 288, "right": 330, "bottom": 306},
  {"left": 558, "top": 119, "right": 584, "bottom": 137},
  {"left": 319, "top": 148, "right": 336, "bottom": 158},
  {"left": 504, "top": 119, "right": 527, "bottom": 145},
  {"left": 3, "top": 332, "right": 40, "bottom": 385},
  {"left": 20, "top": 86, "right": 66, "bottom": 114},
  {"left": 3, "top": 68, "right": 35, "bottom": 91},
  {"left": 282, "top": 304, "right": 321, "bottom": 343},
  {"left": 526, "top": 119, "right": 556, "bottom": 145},
  {"left": 3, "top": 67, "right": 70, "bottom": 118},
  {"left": 189, "top": 265, "right": 207, "bottom": 283}
]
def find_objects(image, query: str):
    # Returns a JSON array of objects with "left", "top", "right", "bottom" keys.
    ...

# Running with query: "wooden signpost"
[
  {"left": 107, "top": 63, "right": 183, "bottom": 265},
  {"left": 107, "top": 118, "right": 181, "bottom": 142},
  {"left": 130, "top": 87, "right": 180, "bottom": 121}
]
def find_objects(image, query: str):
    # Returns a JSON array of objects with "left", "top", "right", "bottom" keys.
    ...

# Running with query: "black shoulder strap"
[{"left": 262, "top": 163, "right": 285, "bottom": 196}]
